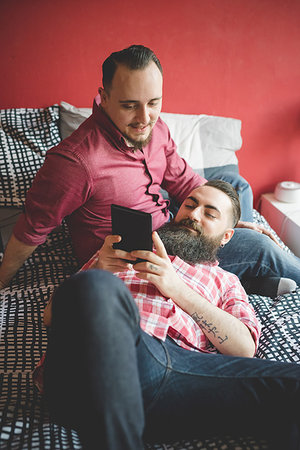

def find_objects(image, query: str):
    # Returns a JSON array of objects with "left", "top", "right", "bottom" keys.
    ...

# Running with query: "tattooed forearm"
[{"left": 191, "top": 312, "right": 228, "bottom": 345}]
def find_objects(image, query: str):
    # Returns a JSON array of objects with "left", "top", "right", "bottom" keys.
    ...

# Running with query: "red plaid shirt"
[
  {"left": 82, "top": 254, "right": 261, "bottom": 354},
  {"left": 33, "top": 254, "right": 261, "bottom": 393}
]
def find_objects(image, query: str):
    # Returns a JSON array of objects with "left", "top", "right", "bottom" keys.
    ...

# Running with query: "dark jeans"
[
  {"left": 218, "top": 228, "right": 300, "bottom": 286},
  {"left": 44, "top": 270, "right": 300, "bottom": 450}
]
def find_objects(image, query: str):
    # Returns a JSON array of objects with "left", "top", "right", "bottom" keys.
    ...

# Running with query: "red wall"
[{"left": 1, "top": 0, "right": 300, "bottom": 203}]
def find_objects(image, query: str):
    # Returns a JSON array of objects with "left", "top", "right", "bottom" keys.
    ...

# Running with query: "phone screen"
[{"left": 111, "top": 204, "right": 153, "bottom": 253}]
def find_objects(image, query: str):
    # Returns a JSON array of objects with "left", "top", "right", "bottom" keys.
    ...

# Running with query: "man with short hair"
[
  {"left": 0, "top": 45, "right": 299, "bottom": 297},
  {"left": 42, "top": 180, "right": 300, "bottom": 450}
]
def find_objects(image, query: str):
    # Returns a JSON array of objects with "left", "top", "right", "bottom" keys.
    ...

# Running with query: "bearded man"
[{"left": 41, "top": 180, "right": 300, "bottom": 450}]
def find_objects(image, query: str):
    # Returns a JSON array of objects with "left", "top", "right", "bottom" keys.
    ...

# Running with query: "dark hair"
[
  {"left": 102, "top": 44, "right": 163, "bottom": 92},
  {"left": 203, "top": 179, "right": 241, "bottom": 228}
]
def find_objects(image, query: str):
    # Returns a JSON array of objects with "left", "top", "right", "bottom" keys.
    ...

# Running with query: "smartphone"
[{"left": 111, "top": 204, "right": 153, "bottom": 258}]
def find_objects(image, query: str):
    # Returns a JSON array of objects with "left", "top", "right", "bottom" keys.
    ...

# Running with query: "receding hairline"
[{"left": 107, "top": 60, "right": 163, "bottom": 92}]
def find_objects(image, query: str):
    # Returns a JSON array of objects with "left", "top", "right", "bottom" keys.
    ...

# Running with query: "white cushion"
[
  {"left": 160, "top": 112, "right": 242, "bottom": 170},
  {"left": 60, "top": 101, "right": 92, "bottom": 140},
  {"left": 60, "top": 101, "right": 242, "bottom": 171}
]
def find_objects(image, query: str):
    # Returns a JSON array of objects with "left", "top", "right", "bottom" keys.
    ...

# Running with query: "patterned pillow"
[
  {"left": 0, "top": 105, "right": 61, "bottom": 207},
  {"left": 247, "top": 211, "right": 300, "bottom": 363},
  {"left": 249, "top": 289, "right": 300, "bottom": 363}
]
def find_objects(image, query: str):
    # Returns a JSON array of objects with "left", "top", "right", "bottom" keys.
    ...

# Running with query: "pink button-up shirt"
[{"left": 14, "top": 96, "right": 204, "bottom": 264}]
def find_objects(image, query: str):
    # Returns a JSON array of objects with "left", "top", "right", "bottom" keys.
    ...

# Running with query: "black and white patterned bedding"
[
  {"left": 0, "top": 212, "right": 299, "bottom": 449},
  {"left": 0, "top": 105, "right": 61, "bottom": 208},
  {"left": 1, "top": 105, "right": 300, "bottom": 448}
]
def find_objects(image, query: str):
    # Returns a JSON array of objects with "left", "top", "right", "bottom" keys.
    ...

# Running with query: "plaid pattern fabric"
[
  {"left": 122, "top": 257, "right": 260, "bottom": 352},
  {"left": 83, "top": 253, "right": 261, "bottom": 353},
  {"left": 0, "top": 105, "right": 60, "bottom": 207},
  {"left": 1, "top": 212, "right": 300, "bottom": 449},
  {"left": 0, "top": 102, "right": 298, "bottom": 448},
  {"left": 249, "top": 292, "right": 300, "bottom": 363}
]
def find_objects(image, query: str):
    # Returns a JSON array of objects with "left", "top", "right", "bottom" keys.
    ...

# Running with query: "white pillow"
[
  {"left": 59, "top": 102, "right": 242, "bottom": 170},
  {"left": 60, "top": 101, "right": 92, "bottom": 140},
  {"left": 160, "top": 112, "right": 242, "bottom": 170}
]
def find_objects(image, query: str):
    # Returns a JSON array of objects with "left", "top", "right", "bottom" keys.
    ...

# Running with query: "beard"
[
  {"left": 157, "top": 219, "right": 223, "bottom": 265},
  {"left": 123, "top": 127, "right": 154, "bottom": 150}
]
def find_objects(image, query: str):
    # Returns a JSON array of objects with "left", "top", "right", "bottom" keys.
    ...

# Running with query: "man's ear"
[
  {"left": 98, "top": 87, "right": 108, "bottom": 106},
  {"left": 220, "top": 228, "right": 234, "bottom": 247}
]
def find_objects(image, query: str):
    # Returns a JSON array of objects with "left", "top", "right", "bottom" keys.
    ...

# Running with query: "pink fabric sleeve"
[{"left": 13, "top": 149, "right": 92, "bottom": 246}]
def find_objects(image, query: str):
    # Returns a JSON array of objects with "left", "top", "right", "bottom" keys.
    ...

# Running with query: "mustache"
[
  {"left": 177, "top": 218, "right": 202, "bottom": 234},
  {"left": 129, "top": 121, "right": 155, "bottom": 127}
]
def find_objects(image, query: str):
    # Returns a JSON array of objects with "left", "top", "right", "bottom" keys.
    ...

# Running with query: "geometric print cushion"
[
  {"left": 0, "top": 105, "right": 61, "bottom": 207},
  {"left": 249, "top": 289, "right": 300, "bottom": 363},
  {"left": 0, "top": 211, "right": 298, "bottom": 449},
  {"left": 250, "top": 211, "right": 300, "bottom": 363},
  {"left": 0, "top": 221, "right": 274, "bottom": 450}
]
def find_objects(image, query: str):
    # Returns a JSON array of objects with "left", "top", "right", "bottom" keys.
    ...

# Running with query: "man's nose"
[
  {"left": 188, "top": 208, "right": 201, "bottom": 222},
  {"left": 136, "top": 106, "right": 150, "bottom": 124}
]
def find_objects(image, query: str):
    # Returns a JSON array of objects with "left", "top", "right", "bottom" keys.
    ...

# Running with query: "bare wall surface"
[{"left": 1, "top": 0, "right": 300, "bottom": 201}]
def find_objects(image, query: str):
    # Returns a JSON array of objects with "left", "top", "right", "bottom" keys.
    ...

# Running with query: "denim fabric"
[
  {"left": 141, "top": 335, "right": 300, "bottom": 449},
  {"left": 218, "top": 228, "right": 300, "bottom": 287},
  {"left": 44, "top": 270, "right": 144, "bottom": 450},
  {"left": 44, "top": 270, "right": 300, "bottom": 449}
]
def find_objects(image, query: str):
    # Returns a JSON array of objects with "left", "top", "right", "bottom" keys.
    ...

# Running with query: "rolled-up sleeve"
[{"left": 222, "top": 282, "right": 262, "bottom": 353}]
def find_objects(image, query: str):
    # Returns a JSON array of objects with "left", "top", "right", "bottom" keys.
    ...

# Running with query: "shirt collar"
[{"left": 169, "top": 254, "right": 219, "bottom": 268}]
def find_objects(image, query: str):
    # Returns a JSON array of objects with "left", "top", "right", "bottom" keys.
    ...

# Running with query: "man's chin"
[{"left": 124, "top": 129, "right": 153, "bottom": 149}]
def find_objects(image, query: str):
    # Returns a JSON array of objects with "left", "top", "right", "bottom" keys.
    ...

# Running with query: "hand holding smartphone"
[{"left": 111, "top": 205, "right": 153, "bottom": 260}]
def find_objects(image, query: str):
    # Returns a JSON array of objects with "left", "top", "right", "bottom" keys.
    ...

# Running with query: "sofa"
[{"left": 0, "top": 102, "right": 299, "bottom": 449}]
